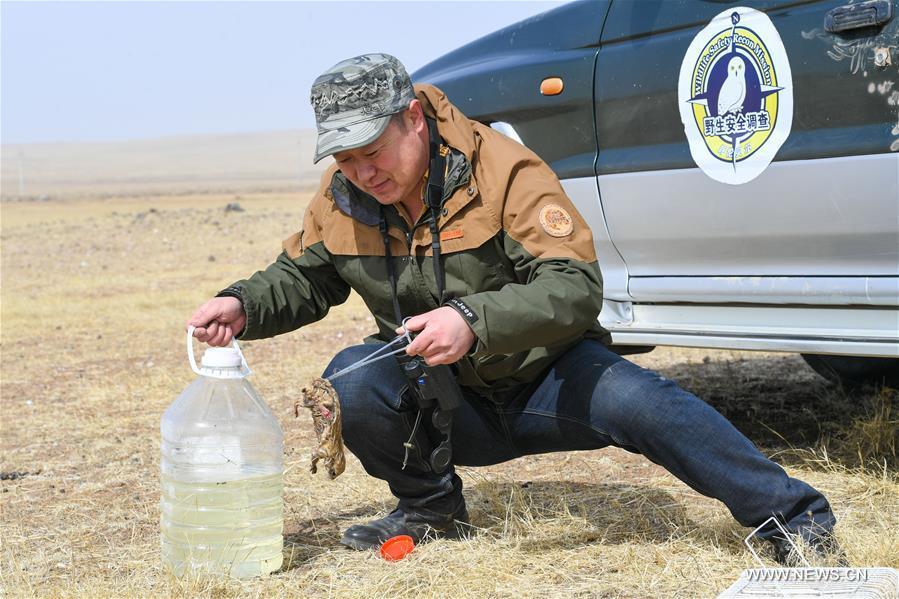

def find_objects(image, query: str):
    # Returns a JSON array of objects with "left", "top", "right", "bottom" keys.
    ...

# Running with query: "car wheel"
[
  {"left": 609, "top": 345, "right": 655, "bottom": 356},
  {"left": 800, "top": 354, "right": 899, "bottom": 388}
]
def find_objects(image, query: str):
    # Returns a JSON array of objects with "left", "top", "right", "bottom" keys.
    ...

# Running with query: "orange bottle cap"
[{"left": 380, "top": 535, "right": 415, "bottom": 561}]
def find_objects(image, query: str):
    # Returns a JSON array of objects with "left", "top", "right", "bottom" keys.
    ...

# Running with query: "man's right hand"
[{"left": 187, "top": 296, "right": 247, "bottom": 346}]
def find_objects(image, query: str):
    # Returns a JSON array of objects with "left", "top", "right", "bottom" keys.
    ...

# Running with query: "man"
[{"left": 188, "top": 54, "right": 842, "bottom": 564}]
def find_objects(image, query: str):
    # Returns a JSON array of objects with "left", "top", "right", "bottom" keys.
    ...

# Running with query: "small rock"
[
  {"left": 224, "top": 202, "right": 244, "bottom": 213},
  {"left": 208, "top": 255, "right": 216, "bottom": 262}
]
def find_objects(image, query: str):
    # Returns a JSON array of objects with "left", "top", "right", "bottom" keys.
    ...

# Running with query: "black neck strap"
[
  {"left": 379, "top": 117, "right": 448, "bottom": 324},
  {"left": 379, "top": 208, "right": 404, "bottom": 324},
  {"left": 425, "top": 117, "right": 447, "bottom": 306}
]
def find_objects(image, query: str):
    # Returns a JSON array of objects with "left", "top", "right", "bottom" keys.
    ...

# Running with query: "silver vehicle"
[{"left": 414, "top": 0, "right": 899, "bottom": 387}]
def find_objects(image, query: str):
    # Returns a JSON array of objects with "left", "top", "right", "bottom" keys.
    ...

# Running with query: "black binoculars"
[{"left": 394, "top": 337, "right": 464, "bottom": 473}]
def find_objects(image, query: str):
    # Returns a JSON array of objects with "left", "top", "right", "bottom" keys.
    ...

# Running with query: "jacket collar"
[
  {"left": 329, "top": 171, "right": 381, "bottom": 227},
  {"left": 414, "top": 83, "right": 479, "bottom": 161}
]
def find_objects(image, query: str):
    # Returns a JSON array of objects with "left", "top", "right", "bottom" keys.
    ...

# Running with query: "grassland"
[
  {"left": 0, "top": 131, "right": 325, "bottom": 200},
  {"left": 1, "top": 192, "right": 897, "bottom": 598}
]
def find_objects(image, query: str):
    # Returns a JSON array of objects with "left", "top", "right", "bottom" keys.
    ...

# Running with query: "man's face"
[{"left": 332, "top": 106, "right": 428, "bottom": 207}]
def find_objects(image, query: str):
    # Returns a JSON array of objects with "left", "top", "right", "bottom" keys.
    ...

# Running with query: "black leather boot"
[
  {"left": 340, "top": 506, "right": 470, "bottom": 550},
  {"left": 770, "top": 529, "right": 848, "bottom": 567}
]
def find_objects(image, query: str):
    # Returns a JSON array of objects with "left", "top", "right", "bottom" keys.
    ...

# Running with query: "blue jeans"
[{"left": 325, "top": 339, "right": 834, "bottom": 539}]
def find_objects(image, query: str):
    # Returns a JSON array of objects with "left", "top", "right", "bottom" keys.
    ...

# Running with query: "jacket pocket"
[{"left": 444, "top": 238, "right": 509, "bottom": 298}]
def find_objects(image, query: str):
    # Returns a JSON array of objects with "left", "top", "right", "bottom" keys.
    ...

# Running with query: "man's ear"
[{"left": 406, "top": 100, "right": 426, "bottom": 133}]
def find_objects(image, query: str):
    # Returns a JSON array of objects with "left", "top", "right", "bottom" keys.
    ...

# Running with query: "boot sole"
[
  {"left": 339, "top": 520, "right": 469, "bottom": 551},
  {"left": 340, "top": 534, "right": 380, "bottom": 551}
]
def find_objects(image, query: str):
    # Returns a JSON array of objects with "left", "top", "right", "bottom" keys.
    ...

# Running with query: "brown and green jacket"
[{"left": 228, "top": 84, "right": 609, "bottom": 397}]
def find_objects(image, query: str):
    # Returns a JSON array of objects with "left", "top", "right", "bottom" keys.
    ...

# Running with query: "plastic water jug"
[{"left": 160, "top": 328, "right": 284, "bottom": 578}]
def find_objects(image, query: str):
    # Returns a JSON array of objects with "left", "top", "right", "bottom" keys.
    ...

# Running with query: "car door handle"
[{"left": 825, "top": 0, "right": 893, "bottom": 33}]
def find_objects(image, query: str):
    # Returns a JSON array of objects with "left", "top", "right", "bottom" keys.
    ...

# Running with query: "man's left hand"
[{"left": 396, "top": 306, "right": 475, "bottom": 365}]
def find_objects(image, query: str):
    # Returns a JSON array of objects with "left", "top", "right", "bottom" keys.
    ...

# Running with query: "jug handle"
[{"left": 186, "top": 325, "right": 252, "bottom": 376}]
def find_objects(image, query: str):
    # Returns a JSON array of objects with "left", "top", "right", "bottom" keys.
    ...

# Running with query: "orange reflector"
[{"left": 540, "top": 77, "right": 564, "bottom": 96}]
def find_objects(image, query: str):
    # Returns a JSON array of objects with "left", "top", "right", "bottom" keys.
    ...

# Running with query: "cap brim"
[{"left": 312, "top": 114, "right": 392, "bottom": 164}]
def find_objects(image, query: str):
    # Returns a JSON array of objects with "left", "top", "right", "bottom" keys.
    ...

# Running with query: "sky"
[{"left": 1, "top": 1, "right": 565, "bottom": 144}]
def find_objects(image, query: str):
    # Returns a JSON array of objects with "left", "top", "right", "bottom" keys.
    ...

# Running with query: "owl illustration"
[{"left": 717, "top": 56, "right": 746, "bottom": 115}]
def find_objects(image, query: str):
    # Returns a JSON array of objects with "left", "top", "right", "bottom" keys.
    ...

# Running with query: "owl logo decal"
[{"left": 678, "top": 7, "right": 793, "bottom": 185}]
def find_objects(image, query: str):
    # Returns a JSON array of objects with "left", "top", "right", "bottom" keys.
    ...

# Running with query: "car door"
[{"left": 594, "top": 0, "right": 898, "bottom": 306}]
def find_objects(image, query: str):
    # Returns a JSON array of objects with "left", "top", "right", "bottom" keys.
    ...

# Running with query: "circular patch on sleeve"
[{"left": 538, "top": 204, "right": 574, "bottom": 237}]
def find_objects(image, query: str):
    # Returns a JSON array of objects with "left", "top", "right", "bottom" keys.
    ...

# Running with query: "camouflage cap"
[{"left": 310, "top": 53, "right": 416, "bottom": 164}]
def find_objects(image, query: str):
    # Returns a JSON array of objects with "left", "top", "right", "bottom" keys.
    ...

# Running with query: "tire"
[
  {"left": 609, "top": 345, "right": 655, "bottom": 356},
  {"left": 801, "top": 354, "right": 899, "bottom": 388}
]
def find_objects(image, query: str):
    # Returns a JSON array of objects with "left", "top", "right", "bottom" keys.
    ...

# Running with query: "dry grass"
[{"left": 1, "top": 193, "right": 897, "bottom": 598}]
